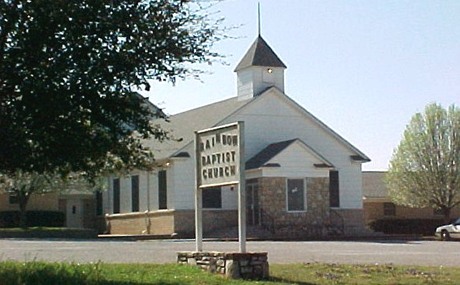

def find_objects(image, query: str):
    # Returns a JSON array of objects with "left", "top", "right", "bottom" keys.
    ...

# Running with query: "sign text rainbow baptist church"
[{"left": 196, "top": 123, "right": 242, "bottom": 188}]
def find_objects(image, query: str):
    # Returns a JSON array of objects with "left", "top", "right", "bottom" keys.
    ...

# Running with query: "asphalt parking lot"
[{"left": 0, "top": 239, "right": 458, "bottom": 267}]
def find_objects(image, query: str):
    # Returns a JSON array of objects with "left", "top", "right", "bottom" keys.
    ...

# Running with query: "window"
[
  {"left": 113, "top": 178, "right": 120, "bottom": 214},
  {"left": 131, "top": 175, "right": 140, "bottom": 212},
  {"left": 9, "top": 194, "right": 18, "bottom": 204},
  {"left": 383, "top": 202, "right": 396, "bottom": 216},
  {"left": 329, "top": 170, "right": 340, "bottom": 208},
  {"left": 95, "top": 190, "right": 103, "bottom": 216},
  {"left": 287, "top": 179, "right": 306, "bottom": 211},
  {"left": 433, "top": 208, "right": 443, "bottom": 216},
  {"left": 202, "top": 187, "right": 222, "bottom": 208},
  {"left": 158, "top": 170, "right": 167, "bottom": 209}
]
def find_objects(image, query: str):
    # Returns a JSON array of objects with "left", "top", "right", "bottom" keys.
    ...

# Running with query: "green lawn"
[{"left": 0, "top": 261, "right": 458, "bottom": 285}]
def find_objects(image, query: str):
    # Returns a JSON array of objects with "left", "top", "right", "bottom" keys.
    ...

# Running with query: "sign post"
[{"left": 195, "top": 122, "right": 246, "bottom": 252}]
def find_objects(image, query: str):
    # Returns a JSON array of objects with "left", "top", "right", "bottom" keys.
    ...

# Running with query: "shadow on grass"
[{"left": 267, "top": 276, "right": 316, "bottom": 285}]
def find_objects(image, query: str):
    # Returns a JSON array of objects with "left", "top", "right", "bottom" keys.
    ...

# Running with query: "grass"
[{"left": 0, "top": 261, "right": 458, "bottom": 285}]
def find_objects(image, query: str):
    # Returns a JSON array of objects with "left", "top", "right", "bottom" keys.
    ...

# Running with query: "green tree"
[
  {"left": 1, "top": 171, "right": 58, "bottom": 227},
  {"left": 0, "top": 171, "right": 104, "bottom": 227},
  {"left": 0, "top": 0, "right": 223, "bottom": 179},
  {"left": 386, "top": 103, "right": 460, "bottom": 221}
]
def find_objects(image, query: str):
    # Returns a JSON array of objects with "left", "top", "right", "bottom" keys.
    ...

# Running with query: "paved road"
[{"left": 0, "top": 239, "right": 458, "bottom": 266}]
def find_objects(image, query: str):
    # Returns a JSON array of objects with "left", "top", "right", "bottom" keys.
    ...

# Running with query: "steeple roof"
[{"left": 234, "top": 36, "right": 287, "bottom": 71}]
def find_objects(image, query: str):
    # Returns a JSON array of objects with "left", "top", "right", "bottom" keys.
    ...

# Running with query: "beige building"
[
  {"left": 0, "top": 187, "right": 103, "bottom": 231},
  {"left": 362, "top": 171, "right": 460, "bottom": 224}
]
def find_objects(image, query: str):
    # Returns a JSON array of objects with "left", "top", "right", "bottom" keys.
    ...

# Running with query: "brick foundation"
[{"left": 177, "top": 251, "right": 269, "bottom": 279}]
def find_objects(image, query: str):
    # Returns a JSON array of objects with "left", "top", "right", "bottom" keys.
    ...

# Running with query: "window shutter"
[{"left": 329, "top": 171, "right": 340, "bottom": 208}]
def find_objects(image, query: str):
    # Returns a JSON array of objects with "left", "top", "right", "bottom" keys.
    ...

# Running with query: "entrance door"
[
  {"left": 246, "top": 182, "right": 260, "bottom": 226},
  {"left": 66, "top": 198, "right": 84, "bottom": 228}
]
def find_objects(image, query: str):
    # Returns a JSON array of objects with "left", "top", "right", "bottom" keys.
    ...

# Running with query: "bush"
[
  {"left": 368, "top": 218, "right": 445, "bottom": 235},
  {"left": 0, "top": 211, "right": 65, "bottom": 228}
]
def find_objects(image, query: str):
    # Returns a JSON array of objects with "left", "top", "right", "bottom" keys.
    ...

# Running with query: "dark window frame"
[
  {"left": 131, "top": 175, "right": 140, "bottom": 212},
  {"left": 8, "top": 193, "right": 18, "bottom": 205},
  {"left": 286, "top": 178, "right": 306, "bottom": 212},
  {"left": 158, "top": 170, "right": 167, "bottom": 209},
  {"left": 113, "top": 178, "right": 120, "bottom": 214},
  {"left": 202, "top": 187, "right": 222, "bottom": 209},
  {"left": 383, "top": 202, "right": 396, "bottom": 216},
  {"left": 95, "top": 190, "right": 103, "bottom": 216},
  {"left": 329, "top": 170, "right": 340, "bottom": 208},
  {"left": 433, "top": 208, "right": 443, "bottom": 216}
]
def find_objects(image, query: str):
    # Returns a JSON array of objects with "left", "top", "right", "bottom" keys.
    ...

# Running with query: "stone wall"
[
  {"left": 177, "top": 251, "right": 269, "bottom": 280},
  {"left": 258, "top": 176, "right": 333, "bottom": 238},
  {"left": 333, "top": 208, "right": 367, "bottom": 235}
]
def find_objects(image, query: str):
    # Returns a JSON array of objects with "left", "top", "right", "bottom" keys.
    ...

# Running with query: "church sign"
[
  {"left": 196, "top": 122, "right": 242, "bottom": 188},
  {"left": 194, "top": 121, "right": 246, "bottom": 253}
]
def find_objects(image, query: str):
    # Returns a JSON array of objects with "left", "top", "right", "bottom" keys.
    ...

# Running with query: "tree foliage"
[
  {"left": 0, "top": 171, "right": 59, "bottom": 227},
  {"left": 0, "top": 171, "right": 105, "bottom": 227},
  {"left": 386, "top": 103, "right": 460, "bottom": 220},
  {"left": 0, "top": 0, "right": 223, "bottom": 178}
]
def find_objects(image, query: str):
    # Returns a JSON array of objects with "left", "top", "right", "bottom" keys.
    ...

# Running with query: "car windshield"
[{"left": 454, "top": 218, "right": 460, "bottom": 225}]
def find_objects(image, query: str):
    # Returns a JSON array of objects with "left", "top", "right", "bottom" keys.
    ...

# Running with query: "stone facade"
[
  {"left": 177, "top": 251, "right": 269, "bottom": 280},
  {"left": 106, "top": 176, "right": 366, "bottom": 238},
  {"left": 257, "top": 176, "right": 340, "bottom": 238}
]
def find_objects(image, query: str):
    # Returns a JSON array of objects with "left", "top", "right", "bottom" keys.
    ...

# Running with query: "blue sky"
[{"left": 142, "top": 0, "right": 460, "bottom": 171}]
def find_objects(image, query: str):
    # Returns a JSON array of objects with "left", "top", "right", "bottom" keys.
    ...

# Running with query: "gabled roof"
[
  {"left": 246, "top": 139, "right": 296, "bottom": 169},
  {"left": 144, "top": 97, "right": 249, "bottom": 160},
  {"left": 245, "top": 138, "right": 334, "bottom": 170},
  {"left": 265, "top": 87, "right": 371, "bottom": 163},
  {"left": 234, "top": 36, "right": 287, "bottom": 71},
  {"left": 146, "top": 87, "right": 370, "bottom": 163}
]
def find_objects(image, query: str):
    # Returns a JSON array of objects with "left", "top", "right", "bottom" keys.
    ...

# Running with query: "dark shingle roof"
[
  {"left": 245, "top": 139, "right": 296, "bottom": 169},
  {"left": 144, "top": 96, "right": 249, "bottom": 160},
  {"left": 234, "top": 36, "right": 287, "bottom": 71}
]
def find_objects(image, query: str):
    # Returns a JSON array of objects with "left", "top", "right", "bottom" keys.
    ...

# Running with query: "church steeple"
[
  {"left": 234, "top": 36, "right": 287, "bottom": 100},
  {"left": 234, "top": 36, "right": 286, "bottom": 72}
]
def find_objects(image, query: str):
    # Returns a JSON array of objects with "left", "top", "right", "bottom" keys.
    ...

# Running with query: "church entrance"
[{"left": 246, "top": 180, "right": 260, "bottom": 226}]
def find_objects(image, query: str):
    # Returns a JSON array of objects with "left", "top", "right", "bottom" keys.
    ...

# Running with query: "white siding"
[
  {"left": 221, "top": 185, "right": 238, "bottom": 209},
  {"left": 261, "top": 142, "right": 330, "bottom": 178},
  {"left": 108, "top": 88, "right": 365, "bottom": 213},
  {"left": 119, "top": 177, "right": 131, "bottom": 213},
  {"left": 222, "top": 89, "right": 363, "bottom": 209},
  {"left": 237, "top": 67, "right": 285, "bottom": 100},
  {"left": 237, "top": 69, "right": 254, "bottom": 101},
  {"left": 171, "top": 152, "right": 195, "bottom": 210}
]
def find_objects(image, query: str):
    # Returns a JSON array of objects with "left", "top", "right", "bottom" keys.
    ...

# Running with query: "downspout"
[
  {"left": 105, "top": 176, "right": 111, "bottom": 234},
  {"left": 144, "top": 171, "right": 151, "bottom": 234}
]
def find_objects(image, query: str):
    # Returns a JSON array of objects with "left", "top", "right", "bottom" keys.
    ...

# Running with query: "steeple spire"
[
  {"left": 234, "top": 5, "right": 287, "bottom": 101},
  {"left": 258, "top": 2, "right": 261, "bottom": 36}
]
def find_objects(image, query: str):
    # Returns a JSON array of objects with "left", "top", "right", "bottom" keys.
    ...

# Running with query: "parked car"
[{"left": 435, "top": 217, "right": 460, "bottom": 241}]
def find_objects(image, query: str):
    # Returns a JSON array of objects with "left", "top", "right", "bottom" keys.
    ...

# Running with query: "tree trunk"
[{"left": 442, "top": 207, "right": 451, "bottom": 224}]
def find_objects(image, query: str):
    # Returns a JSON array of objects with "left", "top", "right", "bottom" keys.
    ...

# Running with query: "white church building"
[{"left": 102, "top": 35, "right": 371, "bottom": 238}]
